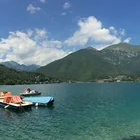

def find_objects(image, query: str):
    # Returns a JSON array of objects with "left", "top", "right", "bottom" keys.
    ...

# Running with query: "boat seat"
[
  {"left": 3, "top": 96, "right": 12, "bottom": 103},
  {"left": 11, "top": 96, "right": 23, "bottom": 103}
]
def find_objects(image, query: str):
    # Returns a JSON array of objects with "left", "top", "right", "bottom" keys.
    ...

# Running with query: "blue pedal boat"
[{"left": 23, "top": 96, "right": 54, "bottom": 106}]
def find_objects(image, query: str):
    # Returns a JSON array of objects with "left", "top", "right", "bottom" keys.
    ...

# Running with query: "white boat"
[{"left": 20, "top": 88, "right": 41, "bottom": 96}]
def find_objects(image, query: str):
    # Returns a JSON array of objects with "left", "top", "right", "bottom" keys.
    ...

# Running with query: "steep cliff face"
[{"left": 102, "top": 43, "right": 140, "bottom": 74}]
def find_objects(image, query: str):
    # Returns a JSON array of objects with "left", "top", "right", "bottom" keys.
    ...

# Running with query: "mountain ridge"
[
  {"left": 37, "top": 43, "right": 140, "bottom": 81},
  {"left": 103, "top": 43, "right": 140, "bottom": 52},
  {"left": 1, "top": 61, "right": 40, "bottom": 72}
]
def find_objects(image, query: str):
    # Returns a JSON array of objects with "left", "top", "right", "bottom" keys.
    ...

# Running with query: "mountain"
[
  {"left": 101, "top": 43, "right": 140, "bottom": 75},
  {"left": 37, "top": 46, "right": 118, "bottom": 81},
  {"left": 1, "top": 61, "right": 40, "bottom": 72},
  {"left": 104, "top": 43, "right": 140, "bottom": 52},
  {"left": 37, "top": 43, "right": 140, "bottom": 82}
]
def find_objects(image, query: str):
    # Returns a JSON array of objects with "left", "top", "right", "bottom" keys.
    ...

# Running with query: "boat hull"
[
  {"left": 35, "top": 99, "right": 54, "bottom": 106},
  {"left": 0, "top": 101, "right": 32, "bottom": 111},
  {"left": 20, "top": 92, "right": 41, "bottom": 97}
]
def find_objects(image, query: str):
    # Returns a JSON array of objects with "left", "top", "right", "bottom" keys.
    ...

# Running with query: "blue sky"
[{"left": 0, "top": 0, "right": 139, "bottom": 66}]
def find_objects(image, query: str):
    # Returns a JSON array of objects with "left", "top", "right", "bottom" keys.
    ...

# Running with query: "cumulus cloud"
[
  {"left": 34, "top": 29, "right": 47, "bottom": 41},
  {"left": 64, "top": 16, "right": 131, "bottom": 49},
  {"left": 63, "top": 2, "right": 71, "bottom": 9},
  {"left": 27, "top": 4, "right": 41, "bottom": 14},
  {"left": 64, "top": 17, "right": 121, "bottom": 47},
  {"left": 119, "top": 29, "right": 125, "bottom": 36},
  {"left": 109, "top": 26, "right": 118, "bottom": 35},
  {"left": 40, "top": 0, "right": 46, "bottom": 3},
  {"left": 0, "top": 16, "right": 131, "bottom": 65},
  {"left": 41, "top": 40, "right": 62, "bottom": 49},
  {"left": 0, "top": 29, "right": 68, "bottom": 66},
  {"left": 123, "top": 37, "right": 131, "bottom": 43}
]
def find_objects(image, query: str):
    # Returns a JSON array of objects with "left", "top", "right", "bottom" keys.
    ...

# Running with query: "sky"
[{"left": 0, "top": 0, "right": 139, "bottom": 66}]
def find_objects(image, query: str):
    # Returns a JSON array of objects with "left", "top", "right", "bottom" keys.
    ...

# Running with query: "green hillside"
[
  {"left": 37, "top": 47, "right": 119, "bottom": 81},
  {"left": 0, "top": 64, "right": 60, "bottom": 85},
  {"left": 37, "top": 43, "right": 140, "bottom": 82}
]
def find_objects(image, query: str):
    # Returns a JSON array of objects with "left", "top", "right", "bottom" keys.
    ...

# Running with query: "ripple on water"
[{"left": 1, "top": 83, "right": 140, "bottom": 140}]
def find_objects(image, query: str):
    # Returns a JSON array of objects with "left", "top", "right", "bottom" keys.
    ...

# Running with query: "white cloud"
[
  {"left": 34, "top": 29, "right": 47, "bottom": 41},
  {"left": 119, "top": 29, "right": 125, "bottom": 36},
  {"left": 27, "top": 4, "right": 41, "bottom": 14},
  {"left": 64, "top": 16, "right": 121, "bottom": 47},
  {"left": 41, "top": 40, "right": 62, "bottom": 49},
  {"left": 109, "top": 26, "right": 118, "bottom": 35},
  {"left": 123, "top": 37, "right": 131, "bottom": 43},
  {"left": 64, "top": 16, "right": 131, "bottom": 49},
  {"left": 61, "top": 12, "right": 67, "bottom": 16},
  {"left": 109, "top": 27, "right": 125, "bottom": 37},
  {"left": 40, "top": 0, "right": 46, "bottom": 3},
  {"left": 0, "top": 16, "right": 131, "bottom": 65},
  {"left": 63, "top": 2, "right": 71, "bottom": 9},
  {"left": 0, "top": 29, "right": 68, "bottom": 66}
]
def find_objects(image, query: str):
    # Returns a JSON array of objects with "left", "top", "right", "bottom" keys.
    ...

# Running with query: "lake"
[{"left": 0, "top": 82, "right": 140, "bottom": 140}]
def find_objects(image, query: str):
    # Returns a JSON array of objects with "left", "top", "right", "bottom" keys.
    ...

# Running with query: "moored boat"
[
  {"left": 0, "top": 91, "right": 8, "bottom": 99},
  {"left": 20, "top": 88, "right": 41, "bottom": 96},
  {"left": 23, "top": 96, "right": 54, "bottom": 106},
  {"left": 0, "top": 92, "right": 33, "bottom": 111}
]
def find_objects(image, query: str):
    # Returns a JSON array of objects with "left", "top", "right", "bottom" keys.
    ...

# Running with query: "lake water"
[{"left": 1, "top": 82, "right": 140, "bottom": 140}]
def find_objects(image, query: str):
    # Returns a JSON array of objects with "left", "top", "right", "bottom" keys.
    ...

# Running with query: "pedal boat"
[
  {"left": 20, "top": 88, "right": 41, "bottom": 97},
  {"left": 0, "top": 92, "right": 33, "bottom": 111}
]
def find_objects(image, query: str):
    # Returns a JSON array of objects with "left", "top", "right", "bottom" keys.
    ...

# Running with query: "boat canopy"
[
  {"left": 23, "top": 96, "right": 54, "bottom": 104},
  {"left": 3, "top": 92, "right": 23, "bottom": 103}
]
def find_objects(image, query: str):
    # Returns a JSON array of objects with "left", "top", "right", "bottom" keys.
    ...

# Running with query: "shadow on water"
[
  {"left": 47, "top": 105, "right": 55, "bottom": 110},
  {"left": 122, "top": 135, "right": 140, "bottom": 140},
  {"left": 0, "top": 108, "right": 32, "bottom": 120},
  {"left": 1, "top": 107, "right": 32, "bottom": 114},
  {"left": 34, "top": 104, "right": 55, "bottom": 110}
]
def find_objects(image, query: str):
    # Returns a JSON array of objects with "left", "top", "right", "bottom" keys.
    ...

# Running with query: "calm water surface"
[{"left": 0, "top": 82, "right": 140, "bottom": 140}]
